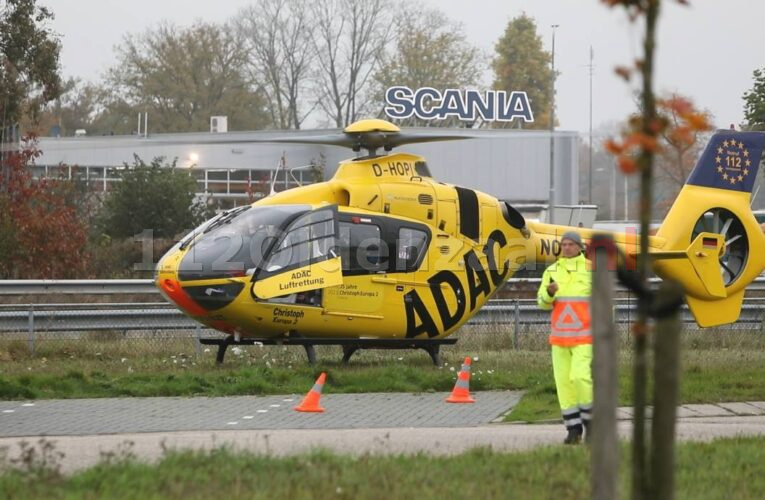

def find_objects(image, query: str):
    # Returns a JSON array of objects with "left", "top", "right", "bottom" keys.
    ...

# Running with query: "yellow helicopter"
[{"left": 155, "top": 119, "right": 765, "bottom": 364}]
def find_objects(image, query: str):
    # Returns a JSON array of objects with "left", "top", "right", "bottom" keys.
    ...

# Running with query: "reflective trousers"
[{"left": 552, "top": 344, "right": 593, "bottom": 428}]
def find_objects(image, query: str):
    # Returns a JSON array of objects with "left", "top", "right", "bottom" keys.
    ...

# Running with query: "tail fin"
[
  {"left": 653, "top": 130, "right": 765, "bottom": 327},
  {"left": 685, "top": 131, "right": 765, "bottom": 192}
]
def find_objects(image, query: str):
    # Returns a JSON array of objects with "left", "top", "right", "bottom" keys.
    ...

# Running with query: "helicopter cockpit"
[
  {"left": 177, "top": 204, "right": 313, "bottom": 282},
  {"left": 160, "top": 203, "right": 344, "bottom": 312}
]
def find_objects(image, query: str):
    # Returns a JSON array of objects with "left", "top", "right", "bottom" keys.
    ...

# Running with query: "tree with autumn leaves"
[
  {"left": 1, "top": 145, "right": 215, "bottom": 278},
  {"left": 605, "top": 96, "right": 711, "bottom": 175},
  {"left": 608, "top": 94, "right": 712, "bottom": 216},
  {"left": 0, "top": 140, "right": 90, "bottom": 278}
]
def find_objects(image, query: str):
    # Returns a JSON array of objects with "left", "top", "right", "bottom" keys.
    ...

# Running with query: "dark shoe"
[{"left": 563, "top": 426, "right": 583, "bottom": 445}]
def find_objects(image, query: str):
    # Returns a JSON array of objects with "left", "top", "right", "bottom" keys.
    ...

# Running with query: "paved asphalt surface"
[{"left": 1, "top": 394, "right": 764, "bottom": 474}]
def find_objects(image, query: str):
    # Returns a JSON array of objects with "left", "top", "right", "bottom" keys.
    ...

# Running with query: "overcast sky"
[{"left": 43, "top": 0, "right": 765, "bottom": 134}]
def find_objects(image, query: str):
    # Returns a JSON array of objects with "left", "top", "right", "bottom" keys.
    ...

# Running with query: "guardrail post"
[
  {"left": 195, "top": 324, "right": 202, "bottom": 356},
  {"left": 513, "top": 299, "right": 520, "bottom": 350},
  {"left": 28, "top": 305, "right": 35, "bottom": 355}
]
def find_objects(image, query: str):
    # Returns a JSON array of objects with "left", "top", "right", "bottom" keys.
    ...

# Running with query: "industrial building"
[{"left": 30, "top": 124, "right": 582, "bottom": 220}]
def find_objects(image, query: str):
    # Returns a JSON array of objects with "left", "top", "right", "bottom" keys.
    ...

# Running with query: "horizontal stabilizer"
[{"left": 647, "top": 233, "right": 725, "bottom": 297}]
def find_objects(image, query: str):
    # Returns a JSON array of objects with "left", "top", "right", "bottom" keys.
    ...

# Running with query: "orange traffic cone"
[
  {"left": 295, "top": 372, "right": 326, "bottom": 412},
  {"left": 446, "top": 357, "right": 475, "bottom": 403}
]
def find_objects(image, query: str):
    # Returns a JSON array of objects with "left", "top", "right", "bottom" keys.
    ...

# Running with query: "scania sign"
[{"left": 384, "top": 86, "right": 534, "bottom": 123}]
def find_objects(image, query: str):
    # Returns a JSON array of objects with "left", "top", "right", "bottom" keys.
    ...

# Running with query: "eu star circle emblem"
[{"left": 714, "top": 139, "right": 751, "bottom": 185}]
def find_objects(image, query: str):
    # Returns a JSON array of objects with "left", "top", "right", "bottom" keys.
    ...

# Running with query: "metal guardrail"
[
  {"left": 2, "top": 277, "right": 764, "bottom": 295},
  {"left": 0, "top": 303, "right": 196, "bottom": 332},
  {"left": 476, "top": 300, "right": 765, "bottom": 325},
  {"left": 0, "top": 280, "right": 763, "bottom": 357},
  {"left": 0, "top": 279, "right": 158, "bottom": 295},
  {"left": 1, "top": 279, "right": 764, "bottom": 334},
  {"left": 1, "top": 298, "right": 763, "bottom": 334}
]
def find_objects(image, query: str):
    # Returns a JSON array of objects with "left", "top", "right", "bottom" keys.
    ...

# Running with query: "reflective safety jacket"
[{"left": 537, "top": 253, "right": 593, "bottom": 346}]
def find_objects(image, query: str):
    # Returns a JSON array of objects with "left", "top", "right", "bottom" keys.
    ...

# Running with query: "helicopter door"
[
  {"left": 322, "top": 215, "right": 390, "bottom": 317},
  {"left": 252, "top": 206, "right": 343, "bottom": 300}
]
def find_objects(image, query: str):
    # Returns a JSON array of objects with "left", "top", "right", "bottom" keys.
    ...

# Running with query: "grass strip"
[{"left": 1, "top": 436, "right": 764, "bottom": 499}]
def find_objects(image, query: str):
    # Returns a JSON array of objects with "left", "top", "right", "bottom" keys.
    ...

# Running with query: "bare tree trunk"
[
  {"left": 591, "top": 243, "right": 619, "bottom": 500},
  {"left": 311, "top": 0, "right": 391, "bottom": 127},
  {"left": 633, "top": 2, "right": 661, "bottom": 499},
  {"left": 650, "top": 282, "right": 683, "bottom": 500},
  {"left": 237, "top": 0, "right": 315, "bottom": 130}
]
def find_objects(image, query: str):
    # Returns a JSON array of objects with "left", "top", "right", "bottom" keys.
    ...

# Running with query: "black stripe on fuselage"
[{"left": 455, "top": 186, "right": 479, "bottom": 242}]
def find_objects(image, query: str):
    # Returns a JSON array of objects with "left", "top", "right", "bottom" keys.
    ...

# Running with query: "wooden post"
[
  {"left": 650, "top": 281, "right": 683, "bottom": 500},
  {"left": 591, "top": 245, "right": 619, "bottom": 500}
]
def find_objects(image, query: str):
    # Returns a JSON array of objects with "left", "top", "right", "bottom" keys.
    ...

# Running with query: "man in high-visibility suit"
[{"left": 537, "top": 231, "right": 592, "bottom": 444}]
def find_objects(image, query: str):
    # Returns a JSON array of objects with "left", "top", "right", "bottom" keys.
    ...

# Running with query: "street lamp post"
[
  {"left": 588, "top": 46, "right": 594, "bottom": 205},
  {"left": 548, "top": 24, "right": 559, "bottom": 224}
]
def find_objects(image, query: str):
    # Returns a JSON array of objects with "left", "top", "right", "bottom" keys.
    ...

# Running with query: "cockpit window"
[
  {"left": 258, "top": 207, "right": 337, "bottom": 277},
  {"left": 178, "top": 204, "right": 310, "bottom": 281}
]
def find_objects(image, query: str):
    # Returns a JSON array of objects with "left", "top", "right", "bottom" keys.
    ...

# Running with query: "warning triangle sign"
[{"left": 554, "top": 303, "right": 583, "bottom": 330}]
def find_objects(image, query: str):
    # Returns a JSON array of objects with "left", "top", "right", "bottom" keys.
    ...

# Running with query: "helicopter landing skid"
[{"left": 199, "top": 336, "right": 458, "bottom": 366}]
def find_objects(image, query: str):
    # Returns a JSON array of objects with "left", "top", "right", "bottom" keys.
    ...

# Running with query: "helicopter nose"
[
  {"left": 155, "top": 243, "right": 206, "bottom": 315},
  {"left": 157, "top": 277, "right": 208, "bottom": 317}
]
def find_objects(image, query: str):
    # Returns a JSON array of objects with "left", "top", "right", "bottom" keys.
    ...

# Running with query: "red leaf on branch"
[
  {"left": 618, "top": 156, "right": 639, "bottom": 174},
  {"left": 614, "top": 65, "right": 633, "bottom": 81}
]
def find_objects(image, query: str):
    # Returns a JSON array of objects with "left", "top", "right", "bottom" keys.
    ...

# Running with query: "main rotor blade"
[
  {"left": 147, "top": 134, "right": 346, "bottom": 147},
  {"left": 251, "top": 135, "right": 359, "bottom": 148},
  {"left": 147, "top": 131, "right": 472, "bottom": 151},
  {"left": 385, "top": 133, "right": 470, "bottom": 148},
  {"left": 257, "top": 131, "right": 471, "bottom": 151}
]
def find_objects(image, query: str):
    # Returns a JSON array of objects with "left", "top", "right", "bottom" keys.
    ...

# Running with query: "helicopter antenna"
[
  {"left": 268, "top": 152, "right": 286, "bottom": 196},
  {"left": 288, "top": 164, "right": 318, "bottom": 187},
  {"left": 268, "top": 166, "right": 277, "bottom": 197}
]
